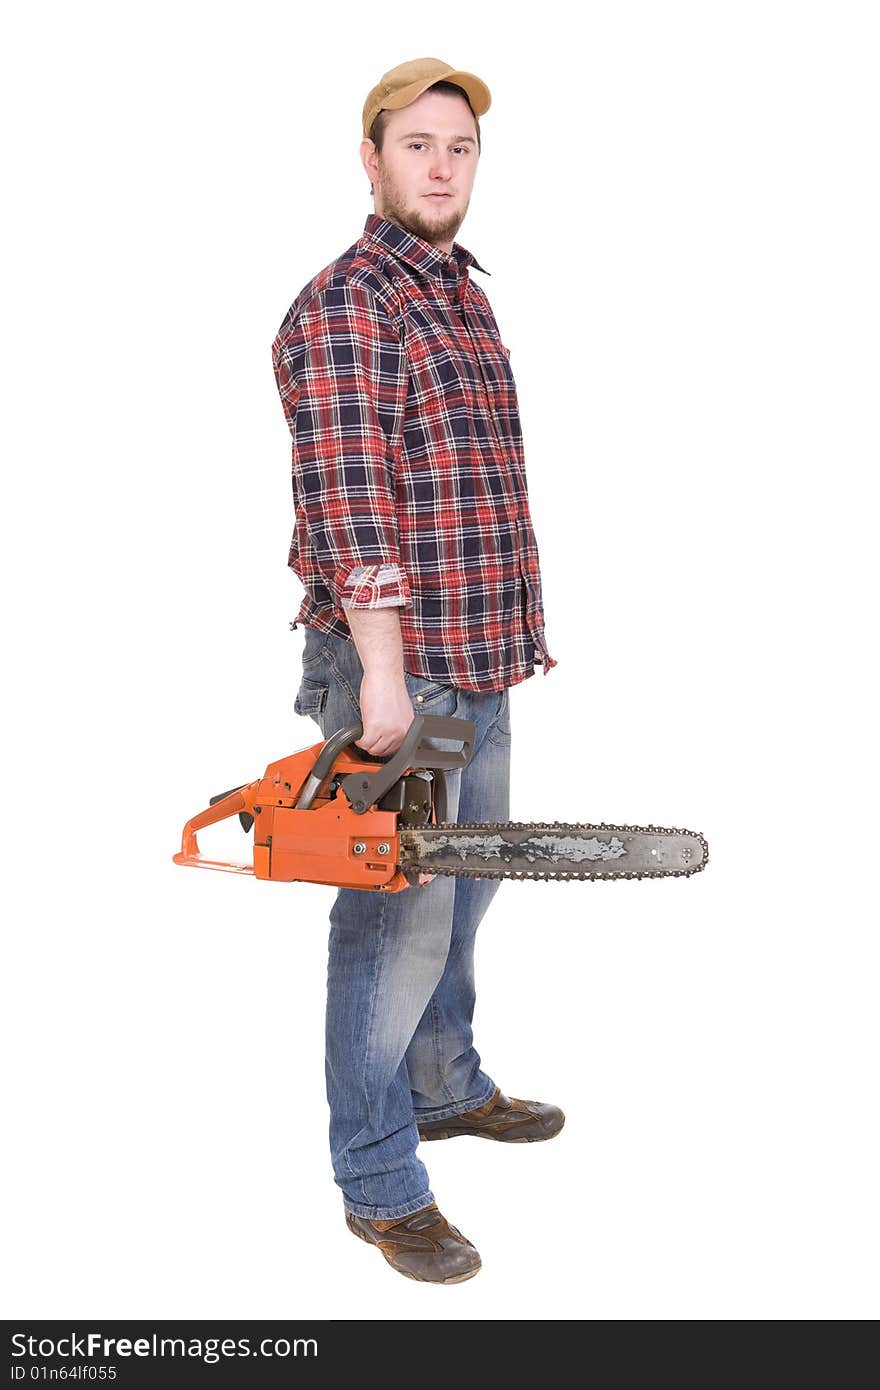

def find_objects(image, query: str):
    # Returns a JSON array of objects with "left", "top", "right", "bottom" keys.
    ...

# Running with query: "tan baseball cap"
[{"left": 362, "top": 57, "right": 491, "bottom": 140}]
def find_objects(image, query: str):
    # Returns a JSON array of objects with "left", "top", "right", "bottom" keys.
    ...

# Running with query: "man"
[{"left": 271, "top": 57, "right": 561, "bottom": 1285}]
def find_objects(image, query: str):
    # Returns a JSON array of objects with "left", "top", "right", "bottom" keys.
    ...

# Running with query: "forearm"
[
  {"left": 343, "top": 605, "right": 435, "bottom": 880},
  {"left": 343, "top": 604, "right": 406, "bottom": 679},
  {"left": 343, "top": 605, "right": 413, "bottom": 756}
]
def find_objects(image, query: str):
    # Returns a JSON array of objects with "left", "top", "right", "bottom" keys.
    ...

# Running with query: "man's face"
[{"left": 360, "top": 89, "right": 479, "bottom": 252}]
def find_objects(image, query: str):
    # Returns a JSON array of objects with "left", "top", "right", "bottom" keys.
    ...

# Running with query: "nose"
[{"left": 428, "top": 151, "right": 454, "bottom": 182}]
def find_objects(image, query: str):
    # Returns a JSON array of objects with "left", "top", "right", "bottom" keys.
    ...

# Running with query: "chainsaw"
[{"left": 173, "top": 715, "right": 708, "bottom": 890}]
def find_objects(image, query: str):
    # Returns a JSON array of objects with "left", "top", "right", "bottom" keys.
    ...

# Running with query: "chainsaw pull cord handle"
[{"left": 295, "top": 714, "right": 475, "bottom": 813}]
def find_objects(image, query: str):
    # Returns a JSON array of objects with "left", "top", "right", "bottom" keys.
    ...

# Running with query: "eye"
[{"left": 408, "top": 143, "right": 470, "bottom": 154}]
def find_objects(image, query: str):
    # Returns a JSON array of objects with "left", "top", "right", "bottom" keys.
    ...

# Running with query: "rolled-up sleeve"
[{"left": 272, "top": 282, "right": 410, "bottom": 622}]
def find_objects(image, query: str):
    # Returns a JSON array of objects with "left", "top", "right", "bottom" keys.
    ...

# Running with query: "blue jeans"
[{"left": 293, "top": 626, "right": 511, "bottom": 1219}]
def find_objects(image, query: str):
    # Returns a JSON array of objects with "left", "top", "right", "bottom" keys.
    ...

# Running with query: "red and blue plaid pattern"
[{"left": 272, "top": 213, "right": 557, "bottom": 691}]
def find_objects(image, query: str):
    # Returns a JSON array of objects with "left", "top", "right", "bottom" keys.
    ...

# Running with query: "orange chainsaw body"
[
  {"left": 174, "top": 741, "right": 411, "bottom": 891},
  {"left": 175, "top": 715, "right": 475, "bottom": 891}
]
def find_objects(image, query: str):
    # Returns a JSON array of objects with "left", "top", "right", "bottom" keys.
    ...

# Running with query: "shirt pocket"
[{"left": 490, "top": 341, "right": 515, "bottom": 389}]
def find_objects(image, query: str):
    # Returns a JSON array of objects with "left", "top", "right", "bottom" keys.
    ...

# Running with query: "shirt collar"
[{"left": 362, "top": 212, "right": 490, "bottom": 281}]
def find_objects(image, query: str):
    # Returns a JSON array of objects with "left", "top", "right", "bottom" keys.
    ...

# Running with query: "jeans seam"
[
  {"left": 428, "top": 997, "right": 457, "bottom": 1106},
  {"left": 325, "top": 649, "right": 362, "bottom": 720},
  {"left": 301, "top": 649, "right": 330, "bottom": 669}
]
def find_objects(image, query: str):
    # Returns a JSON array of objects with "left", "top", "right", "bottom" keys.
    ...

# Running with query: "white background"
[{"left": 2, "top": 0, "right": 877, "bottom": 1321}]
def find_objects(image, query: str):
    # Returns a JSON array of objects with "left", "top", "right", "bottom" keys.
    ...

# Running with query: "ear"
[{"left": 360, "top": 137, "right": 379, "bottom": 189}]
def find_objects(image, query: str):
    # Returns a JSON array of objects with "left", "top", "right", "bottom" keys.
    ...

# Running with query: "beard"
[{"left": 375, "top": 164, "right": 467, "bottom": 246}]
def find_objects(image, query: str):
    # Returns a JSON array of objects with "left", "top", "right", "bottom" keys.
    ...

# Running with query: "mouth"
[{"left": 424, "top": 193, "right": 452, "bottom": 200}]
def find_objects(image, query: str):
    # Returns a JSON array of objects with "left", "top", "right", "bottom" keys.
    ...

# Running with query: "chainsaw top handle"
[{"left": 295, "top": 714, "right": 476, "bottom": 813}]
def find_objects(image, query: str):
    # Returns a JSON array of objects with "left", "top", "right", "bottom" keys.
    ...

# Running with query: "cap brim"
[{"left": 381, "top": 68, "right": 491, "bottom": 120}]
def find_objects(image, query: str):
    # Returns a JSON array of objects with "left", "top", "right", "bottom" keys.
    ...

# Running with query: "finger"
[
  {"left": 358, "top": 734, "right": 387, "bottom": 756},
  {"left": 368, "top": 741, "right": 394, "bottom": 758}
]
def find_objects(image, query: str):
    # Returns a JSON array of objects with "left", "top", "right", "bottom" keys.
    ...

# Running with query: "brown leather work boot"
[
  {"left": 345, "top": 1202, "right": 481, "bottom": 1283},
  {"left": 417, "top": 1087, "right": 565, "bottom": 1143}
]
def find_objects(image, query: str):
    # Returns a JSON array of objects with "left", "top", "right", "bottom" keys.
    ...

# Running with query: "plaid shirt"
[{"left": 271, "top": 212, "right": 557, "bottom": 692}]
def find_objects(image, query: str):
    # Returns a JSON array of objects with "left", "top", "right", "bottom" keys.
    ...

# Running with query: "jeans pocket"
[
  {"left": 403, "top": 670, "right": 458, "bottom": 709},
  {"left": 487, "top": 688, "right": 511, "bottom": 746},
  {"left": 300, "top": 625, "right": 329, "bottom": 669},
  {"left": 294, "top": 676, "right": 329, "bottom": 720}
]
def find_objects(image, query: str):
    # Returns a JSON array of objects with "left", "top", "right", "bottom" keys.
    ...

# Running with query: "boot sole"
[
  {"left": 417, "top": 1125, "right": 564, "bottom": 1142},
  {"left": 393, "top": 1261, "right": 481, "bottom": 1284}
]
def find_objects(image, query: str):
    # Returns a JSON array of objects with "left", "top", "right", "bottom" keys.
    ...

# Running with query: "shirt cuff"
[{"left": 335, "top": 563, "right": 412, "bottom": 612}]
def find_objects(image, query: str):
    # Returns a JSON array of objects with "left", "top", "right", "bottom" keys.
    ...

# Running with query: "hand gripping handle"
[{"left": 295, "top": 714, "right": 475, "bottom": 813}]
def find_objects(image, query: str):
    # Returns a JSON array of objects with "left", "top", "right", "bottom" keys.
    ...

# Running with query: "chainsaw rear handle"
[{"left": 295, "top": 714, "right": 476, "bottom": 813}]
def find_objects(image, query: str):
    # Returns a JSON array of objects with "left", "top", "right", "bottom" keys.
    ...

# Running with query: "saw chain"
[{"left": 399, "top": 820, "right": 710, "bottom": 882}]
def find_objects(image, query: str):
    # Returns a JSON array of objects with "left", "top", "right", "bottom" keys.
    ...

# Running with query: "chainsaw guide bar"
[{"left": 399, "top": 822, "right": 709, "bottom": 881}]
